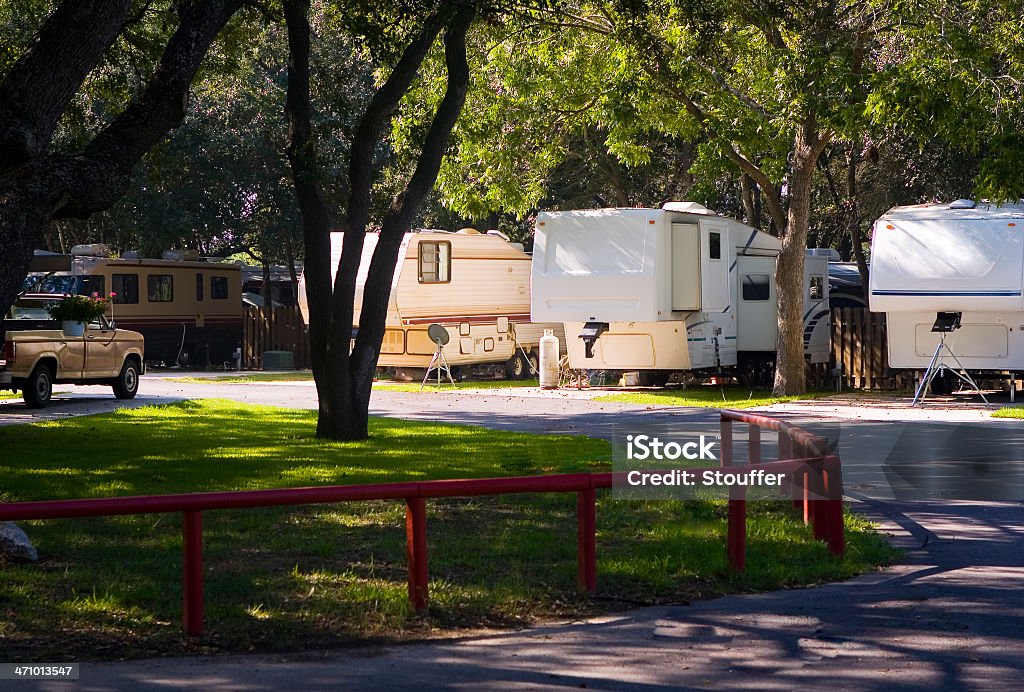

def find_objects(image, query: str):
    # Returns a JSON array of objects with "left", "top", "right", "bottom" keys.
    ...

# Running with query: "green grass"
[
  {"left": 0, "top": 391, "right": 21, "bottom": 400},
  {"left": 0, "top": 400, "right": 895, "bottom": 660},
  {"left": 168, "top": 372, "right": 314, "bottom": 383},
  {"left": 596, "top": 385, "right": 837, "bottom": 408},
  {"left": 377, "top": 378, "right": 541, "bottom": 392},
  {"left": 992, "top": 406, "right": 1024, "bottom": 418}
]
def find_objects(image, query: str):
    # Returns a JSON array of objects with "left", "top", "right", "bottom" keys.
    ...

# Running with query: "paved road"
[{"left": 4, "top": 377, "right": 1023, "bottom": 690}]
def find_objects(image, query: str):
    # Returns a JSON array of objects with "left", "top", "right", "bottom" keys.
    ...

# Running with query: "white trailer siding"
[
  {"left": 870, "top": 203, "right": 1024, "bottom": 313},
  {"left": 870, "top": 202, "right": 1024, "bottom": 370}
]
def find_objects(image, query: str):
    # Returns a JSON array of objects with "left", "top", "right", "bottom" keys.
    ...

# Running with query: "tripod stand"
[
  {"left": 421, "top": 324, "right": 455, "bottom": 389},
  {"left": 912, "top": 328, "right": 988, "bottom": 406}
]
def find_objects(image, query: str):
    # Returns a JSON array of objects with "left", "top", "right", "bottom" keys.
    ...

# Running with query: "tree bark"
[{"left": 773, "top": 118, "right": 830, "bottom": 395}]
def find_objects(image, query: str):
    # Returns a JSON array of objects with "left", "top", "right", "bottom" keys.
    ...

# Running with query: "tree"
[
  {"left": 284, "top": 0, "right": 476, "bottom": 439},
  {"left": 433, "top": 0, "right": 1024, "bottom": 395},
  {"left": 0, "top": 0, "right": 246, "bottom": 329}
]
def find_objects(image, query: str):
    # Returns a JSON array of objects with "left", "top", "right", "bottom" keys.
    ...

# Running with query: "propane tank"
[{"left": 539, "top": 329, "right": 560, "bottom": 389}]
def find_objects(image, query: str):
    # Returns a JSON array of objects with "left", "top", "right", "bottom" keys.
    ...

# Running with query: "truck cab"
[{"left": 1, "top": 295, "right": 146, "bottom": 408}]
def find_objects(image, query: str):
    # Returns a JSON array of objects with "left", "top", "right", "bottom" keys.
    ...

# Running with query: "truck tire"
[
  {"left": 23, "top": 363, "right": 54, "bottom": 409},
  {"left": 113, "top": 359, "right": 140, "bottom": 399}
]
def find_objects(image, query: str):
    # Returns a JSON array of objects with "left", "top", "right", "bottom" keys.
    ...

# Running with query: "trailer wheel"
[
  {"left": 526, "top": 350, "right": 540, "bottom": 377},
  {"left": 504, "top": 352, "right": 529, "bottom": 379},
  {"left": 637, "top": 370, "right": 671, "bottom": 387},
  {"left": 113, "top": 358, "right": 140, "bottom": 399},
  {"left": 930, "top": 370, "right": 952, "bottom": 396},
  {"left": 23, "top": 363, "right": 54, "bottom": 409}
]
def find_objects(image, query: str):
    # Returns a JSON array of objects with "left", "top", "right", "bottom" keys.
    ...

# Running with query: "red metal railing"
[{"left": 0, "top": 410, "right": 843, "bottom": 636}]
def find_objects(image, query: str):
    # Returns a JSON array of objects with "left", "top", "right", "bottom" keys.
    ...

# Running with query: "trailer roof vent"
[
  {"left": 661, "top": 201, "right": 714, "bottom": 215},
  {"left": 949, "top": 198, "right": 977, "bottom": 209}
]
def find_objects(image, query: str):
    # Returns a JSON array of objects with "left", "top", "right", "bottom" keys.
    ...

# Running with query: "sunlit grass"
[
  {"left": 992, "top": 406, "right": 1024, "bottom": 418},
  {"left": 376, "top": 378, "right": 540, "bottom": 392},
  {"left": 0, "top": 400, "right": 895, "bottom": 660},
  {"left": 596, "top": 385, "right": 836, "bottom": 408},
  {"left": 167, "top": 372, "right": 314, "bottom": 383}
]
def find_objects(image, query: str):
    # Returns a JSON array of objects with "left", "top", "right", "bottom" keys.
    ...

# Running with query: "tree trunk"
[
  {"left": 773, "top": 118, "right": 830, "bottom": 395},
  {"left": 846, "top": 147, "right": 870, "bottom": 306},
  {"left": 284, "top": 0, "right": 473, "bottom": 440}
]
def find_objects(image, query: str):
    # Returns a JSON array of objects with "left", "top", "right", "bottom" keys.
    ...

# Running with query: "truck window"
[
  {"left": 148, "top": 274, "right": 174, "bottom": 302},
  {"left": 196, "top": 273, "right": 204, "bottom": 302},
  {"left": 742, "top": 274, "right": 771, "bottom": 301},
  {"left": 112, "top": 274, "right": 139, "bottom": 304},
  {"left": 211, "top": 276, "right": 229, "bottom": 299},
  {"left": 418, "top": 241, "right": 451, "bottom": 283}
]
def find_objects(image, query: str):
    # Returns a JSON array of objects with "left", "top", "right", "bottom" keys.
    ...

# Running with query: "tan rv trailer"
[
  {"left": 25, "top": 248, "right": 242, "bottom": 367},
  {"left": 299, "top": 229, "right": 565, "bottom": 378}
]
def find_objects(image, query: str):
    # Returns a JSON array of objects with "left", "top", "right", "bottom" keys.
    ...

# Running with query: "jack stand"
[{"left": 912, "top": 332, "right": 988, "bottom": 406}]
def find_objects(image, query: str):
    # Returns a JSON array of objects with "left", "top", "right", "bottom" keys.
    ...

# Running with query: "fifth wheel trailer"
[
  {"left": 530, "top": 203, "right": 830, "bottom": 384},
  {"left": 298, "top": 229, "right": 565, "bottom": 378},
  {"left": 869, "top": 200, "right": 1024, "bottom": 380}
]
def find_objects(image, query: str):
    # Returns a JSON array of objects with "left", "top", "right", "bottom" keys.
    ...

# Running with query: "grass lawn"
[
  {"left": 0, "top": 400, "right": 895, "bottom": 660},
  {"left": 596, "top": 385, "right": 837, "bottom": 408},
  {"left": 376, "top": 378, "right": 540, "bottom": 392},
  {"left": 992, "top": 406, "right": 1024, "bottom": 418},
  {"left": 168, "top": 372, "right": 315, "bottom": 383}
]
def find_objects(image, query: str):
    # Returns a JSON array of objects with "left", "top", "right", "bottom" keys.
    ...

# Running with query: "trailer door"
[
  {"left": 700, "top": 222, "right": 730, "bottom": 311},
  {"left": 671, "top": 222, "right": 701, "bottom": 310},
  {"left": 736, "top": 256, "right": 777, "bottom": 351}
]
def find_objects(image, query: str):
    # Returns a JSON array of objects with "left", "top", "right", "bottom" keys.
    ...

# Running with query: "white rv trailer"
[
  {"left": 869, "top": 200, "right": 1024, "bottom": 375},
  {"left": 298, "top": 229, "right": 565, "bottom": 378},
  {"left": 530, "top": 203, "right": 830, "bottom": 384}
]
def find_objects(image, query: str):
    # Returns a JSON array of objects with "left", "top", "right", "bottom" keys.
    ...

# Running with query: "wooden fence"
[
  {"left": 807, "top": 308, "right": 915, "bottom": 390},
  {"left": 242, "top": 305, "right": 311, "bottom": 369}
]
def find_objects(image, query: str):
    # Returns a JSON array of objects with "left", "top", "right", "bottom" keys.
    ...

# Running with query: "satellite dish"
[{"left": 427, "top": 323, "right": 450, "bottom": 345}]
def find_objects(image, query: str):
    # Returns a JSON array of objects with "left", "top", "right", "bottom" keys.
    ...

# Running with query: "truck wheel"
[
  {"left": 113, "top": 359, "right": 140, "bottom": 399},
  {"left": 23, "top": 363, "right": 53, "bottom": 409},
  {"left": 504, "top": 352, "right": 529, "bottom": 380}
]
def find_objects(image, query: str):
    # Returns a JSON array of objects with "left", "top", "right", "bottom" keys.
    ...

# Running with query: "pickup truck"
[{"left": 1, "top": 295, "right": 145, "bottom": 408}]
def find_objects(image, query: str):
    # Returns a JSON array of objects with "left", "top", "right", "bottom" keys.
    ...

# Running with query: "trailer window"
[
  {"left": 112, "top": 274, "right": 139, "bottom": 304},
  {"left": 196, "top": 273, "right": 204, "bottom": 302},
  {"left": 809, "top": 275, "right": 824, "bottom": 300},
  {"left": 211, "top": 276, "right": 229, "bottom": 299},
  {"left": 742, "top": 274, "right": 771, "bottom": 301},
  {"left": 80, "top": 276, "right": 105, "bottom": 297},
  {"left": 709, "top": 232, "right": 721, "bottom": 260},
  {"left": 148, "top": 275, "right": 174, "bottom": 302},
  {"left": 418, "top": 241, "right": 451, "bottom": 283}
]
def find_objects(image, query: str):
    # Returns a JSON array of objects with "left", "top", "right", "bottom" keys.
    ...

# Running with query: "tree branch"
[{"left": 0, "top": 0, "right": 131, "bottom": 167}]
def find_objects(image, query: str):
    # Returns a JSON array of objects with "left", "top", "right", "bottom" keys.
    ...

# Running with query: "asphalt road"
[{"left": 3, "top": 376, "right": 1023, "bottom": 690}]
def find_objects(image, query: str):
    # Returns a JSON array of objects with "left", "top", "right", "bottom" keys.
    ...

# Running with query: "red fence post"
[
  {"left": 405, "top": 497, "right": 429, "bottom": 612},
  {"left": 823, "top": 456, "right": 846, "bottom": 556},
  {"left": 577, "top": 489, "right": 596, "bottom": 593},
  {"left": 182, "top": 511, "right": 204, "bottom": 637},
  {"left": 720, "top": 417, "right": 746, "bottom": 571}
]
